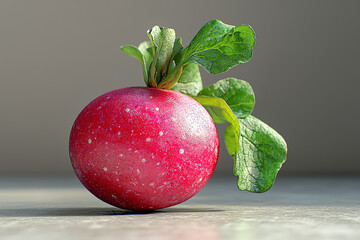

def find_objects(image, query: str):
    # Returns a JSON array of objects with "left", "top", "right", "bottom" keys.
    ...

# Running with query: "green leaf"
[
  {"left": 197, "top": 78, "right": 255, "bottom": 119},
  {"left": 147, "top": 26, "right": 176, "bottom": 83},
  {"left": 193, "top": 95, "right": 237, "bottom": 124},
  {"left": 225, "top": 116, "right": 287, "bottom": 193},
  {"left": 157, "top": 66, "right": 183, "bottom": 90},
  {"left": 167, "top": 38, "right": 183, "bottom": 74},
  {"left": 138, "top": 41, "right": 153, "bottom": 74},
  {"left": 120, "top": 45, "right": 148, "bottom": 84},
  {"left": 172, "top": 38, "right": 184, "bottom": 61},
  {"left": 170, "top": 63, "right": 202, "bottom": 96},
  {"left": 177, "top": 19, "right": 255, "bottom": 74},
  {"left": 193, "top": 78, "right": 286, "bottom": 193}
]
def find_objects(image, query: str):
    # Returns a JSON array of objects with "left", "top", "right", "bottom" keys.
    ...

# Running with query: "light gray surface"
[
  {"left": 1, "top": 1, "right": 360, "bottom": 176},
  {"left": 1, "top": 177, "right": 359, "bottom": 240}
]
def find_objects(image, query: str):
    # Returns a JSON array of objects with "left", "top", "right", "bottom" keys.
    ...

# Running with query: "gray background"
[{"left": 1, "top": 0, "right": 359, "bottom": 177}]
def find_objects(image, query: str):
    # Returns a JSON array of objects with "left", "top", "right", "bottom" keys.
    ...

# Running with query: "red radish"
[
  {"left": 69, "top": 20, "right": 287, "bottom": 210},
  {"left": 69, "top": 87, "right": 219, "bottom": 210}
]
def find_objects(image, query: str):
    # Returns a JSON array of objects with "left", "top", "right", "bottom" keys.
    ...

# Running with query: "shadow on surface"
[{"left": 0, "top": 207, "right": 224, "bottom": 217}]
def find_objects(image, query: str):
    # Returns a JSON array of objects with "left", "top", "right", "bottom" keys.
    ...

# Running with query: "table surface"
[{"left": 1, "top": 176, "right": 359, "bottom": 240}]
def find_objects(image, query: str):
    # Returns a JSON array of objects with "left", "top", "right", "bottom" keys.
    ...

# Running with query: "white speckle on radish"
[
  {"left": 111, "top": 194, "right": 117, "bottom": 199},
  {"left": 179, "top": 149, "right": 184, "bottom": 154},
  {"left": 159, "top": 131, "right": 163, "bottom": 136},
  {"left": 117, "top": 131, "right": 121, "bottom": 136},
  {"left": 150, "top": 96, "right": 153, "bottom": 98},
  {"left": 141, "top": 158, "right": 146, "bottom": 163},
  {"left": 146, "top": 137, "right": 151, "bottom": 142},
  {"left": 105, "top": 142, "right": 108, "bottom": 145},
  {"left": 155, "top": 107, "right": 159, "bottom": 111},
  {"left": 119, "top": 154, "right": 123, "bottom": 157},
  {"left": 88, "top": 139, "right": 92, "bottom": 144},
  {"left": 171, "top": 117, "right": 176, "bottom": 121},
  {"left": 103, "top": 167, "right": 108, "bottom": 172},
  {"left": 97, "top": 106, "right": 102, "bottom": 110},
  {"left": 106, "top": 96, "right": 110, "bottom": 99},
  {"left": 125, "top": 108, "right": 130, "bottom": 112},
  {"left": 157, "top": 162, "right": 160, "bottom": 166},
  {"left": 137, "top": 169, "right": 140, "bottom": 174},
  {"left": 134, "top": 150, "right": 138, "bottom": 153},
  {"left": 149, "top": 183, "right": 154, "bottom": 187}
]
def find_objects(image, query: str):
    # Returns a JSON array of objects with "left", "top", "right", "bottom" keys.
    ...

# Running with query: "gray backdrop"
[{"left": 1, "top": 0, "right": 359, "bottom": 177}]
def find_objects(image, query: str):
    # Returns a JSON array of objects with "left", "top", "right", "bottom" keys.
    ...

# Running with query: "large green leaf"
[
  {"left": 177, "top": 20, "right": 255, "bottom": 74},
  {"left": 225, "top": 116, "right": 287, "bottom": 192}
]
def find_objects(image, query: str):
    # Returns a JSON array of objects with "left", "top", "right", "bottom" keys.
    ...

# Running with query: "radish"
[
  {"left": 69, "top": 20, "right": 287, "bottom": 210},
  {"left": 70, "top": 87, "right": 219, "bottom": 210}
]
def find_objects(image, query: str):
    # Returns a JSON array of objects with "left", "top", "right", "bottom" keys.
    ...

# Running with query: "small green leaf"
[
  {"left": 198, "top": 78, "right": 255, "bottom": 119},
  {"left": 120, "top": 45, "right": 148, "bottom": 84},
  {"left": 147, "top": 26, "right": 160, "bottom": 86},
  {"left": 171, "top": 38, "right": 183, "bottom": 64},
  {"left": 138, "top": 41, "right": 153, "bottom": 74},
  {"left": 167, "top": 38, "right": 183, "bottom": 74},
  {"left": 193, "top": 95, "right": 237, "bottom": 124},
  {"left": 225, "top": 116, "right": 287, "bottom": 192},
  {"left": 157, "top": 66, "right": 183, "bottom": 90},
  {"left": 147, "top": 26, "right": 160, "bottom": 56},
  {"left": 177, "top": 19, "right": 255, "bottom": 74},
  {"left": 171, "top": 63, "right": 202, "bottom": 96},
  {"left": 147, "top": 26, "right": 176, "bottom": 83}
]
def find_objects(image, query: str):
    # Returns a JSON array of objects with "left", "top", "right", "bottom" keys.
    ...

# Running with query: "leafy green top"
[{"left": 121, "top": 19, "right": 287, "bottom": 193}]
